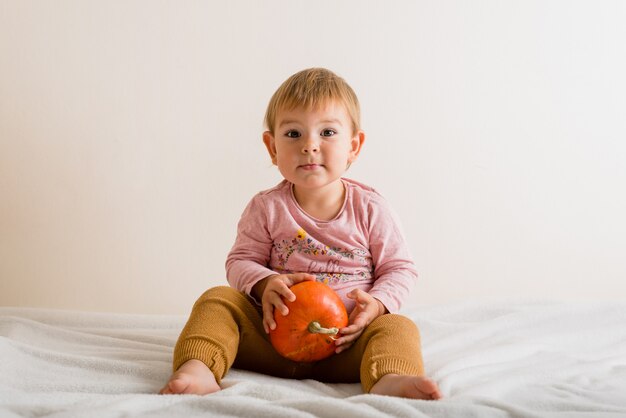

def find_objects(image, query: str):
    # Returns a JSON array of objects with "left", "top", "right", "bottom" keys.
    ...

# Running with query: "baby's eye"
[
  {"left": 285, "top": 130, "right": 301, "bottom": 139},
  {"left": 321, "top": 129, "right": 336, "bottom": 137}
]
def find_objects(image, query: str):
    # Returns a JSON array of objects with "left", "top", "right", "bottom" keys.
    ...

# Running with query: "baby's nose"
[{"left": 302, "top": 138, "right": 320, "bottom": 153}]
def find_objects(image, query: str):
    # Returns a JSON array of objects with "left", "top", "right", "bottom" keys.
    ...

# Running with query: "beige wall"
[{"left": 1, "top": 1, "right": 625, "bottom": 314}]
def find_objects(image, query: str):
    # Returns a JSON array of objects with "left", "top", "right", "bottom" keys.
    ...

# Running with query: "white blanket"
[{"left": 1, "top": 302, "right": 625, "bottom": 417}]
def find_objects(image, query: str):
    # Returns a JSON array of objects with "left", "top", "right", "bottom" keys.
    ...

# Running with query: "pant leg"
[
  {"left": 173, "top": 286, "right": 313, "bottom": 383},
  {"left": 312, "top": 314, "right": 424, "bottom": 392}
]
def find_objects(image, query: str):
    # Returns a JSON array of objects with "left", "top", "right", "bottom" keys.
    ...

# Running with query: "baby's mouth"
[{"left": 299, "top": 163, "right": 322, "bottom": 170}]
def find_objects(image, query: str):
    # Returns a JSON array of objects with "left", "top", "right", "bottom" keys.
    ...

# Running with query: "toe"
[{"left": 159, "top": 383, "right": 173, "bottom": 395}]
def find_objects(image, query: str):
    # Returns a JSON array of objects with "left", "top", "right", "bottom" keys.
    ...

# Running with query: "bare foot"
[
  {"left": 370, "top": 374, "right": 443, "bottom": 400},
  {"left": 159, "top": 359, "right": 221, "bottom": 395}
]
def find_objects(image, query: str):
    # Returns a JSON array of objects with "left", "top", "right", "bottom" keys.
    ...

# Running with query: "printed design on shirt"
[{"left": 273, "top": 227, "right": 373, "bottom": 284}]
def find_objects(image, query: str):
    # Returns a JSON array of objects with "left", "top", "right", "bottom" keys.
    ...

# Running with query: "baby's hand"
[
  {"left": 257, "top": 273, "right": 316, "bottom": 334},
  {"left": 334, "top": 289, "right": 386, "bottom": 354}
]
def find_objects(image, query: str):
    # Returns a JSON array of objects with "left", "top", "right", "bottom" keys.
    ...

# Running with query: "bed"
[{"left": 1, "top": 301, "right": 625, "bottom": 417}]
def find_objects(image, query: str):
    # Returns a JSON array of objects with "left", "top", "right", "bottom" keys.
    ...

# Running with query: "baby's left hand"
[{"left": 334, "top": 289, "right": 387, "bottom": 354}]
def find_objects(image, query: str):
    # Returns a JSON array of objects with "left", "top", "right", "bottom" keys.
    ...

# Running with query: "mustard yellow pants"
[{"left": 172, "top": 286, "right": 424, "bottom": 392}]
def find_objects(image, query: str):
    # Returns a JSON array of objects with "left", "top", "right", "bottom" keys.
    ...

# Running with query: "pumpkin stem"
[{"left": 308, "top": 321, "right": 339, "bottom": 336}]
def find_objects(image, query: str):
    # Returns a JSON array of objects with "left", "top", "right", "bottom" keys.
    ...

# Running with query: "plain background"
[{"left": 1, "top": 1, "right": 625, "bottom": 314}]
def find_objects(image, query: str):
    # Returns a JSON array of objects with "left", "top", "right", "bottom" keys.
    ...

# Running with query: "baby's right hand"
[{"left": 258, "top": 273, "right": 316, "bottom": 333}]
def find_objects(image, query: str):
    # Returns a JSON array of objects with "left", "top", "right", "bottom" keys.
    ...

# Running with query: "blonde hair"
[{"left": 264, "top": 68, "right": 361, "bottom": 135}]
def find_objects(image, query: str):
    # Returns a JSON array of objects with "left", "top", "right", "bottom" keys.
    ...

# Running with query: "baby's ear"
[
  {"left": 348, "top": 131, "right": 365, "bottom": 163},
  {"left": 263, "top": 131, "right": 277, "bottom": 165}
]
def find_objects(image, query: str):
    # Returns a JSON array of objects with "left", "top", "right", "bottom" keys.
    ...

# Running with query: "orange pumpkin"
[{"left": 269, "top": 281, "right": 349, "bottom": 362}]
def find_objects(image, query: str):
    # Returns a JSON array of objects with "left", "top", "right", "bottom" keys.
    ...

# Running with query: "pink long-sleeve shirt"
[{"left": 225, "top": 178, "right": 418, "bottom": 314}]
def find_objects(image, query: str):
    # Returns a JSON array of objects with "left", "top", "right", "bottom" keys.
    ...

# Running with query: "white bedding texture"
[{"left": 1, "top": 302, "right": 626, "bottom": 417}]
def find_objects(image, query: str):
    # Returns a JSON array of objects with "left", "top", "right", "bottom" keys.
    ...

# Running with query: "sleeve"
[
  {"left": 225, "top": 194, "right": 278, "bottom": 300},
  {"left": 365, "top": 195, "right": 418, "bottom": 313}
]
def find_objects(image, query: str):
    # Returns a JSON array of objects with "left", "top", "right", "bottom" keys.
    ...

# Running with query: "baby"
[{"left": 160, "top": 67, "right": 442, "bottom": 400}]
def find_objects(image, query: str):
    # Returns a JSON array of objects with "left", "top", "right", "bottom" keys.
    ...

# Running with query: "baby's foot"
[
  {"left": 370, "top": 374, "right": 442, "bottom": 400},
  {"left": 159, "top": 359, "right": 221, "bottom": 395}
]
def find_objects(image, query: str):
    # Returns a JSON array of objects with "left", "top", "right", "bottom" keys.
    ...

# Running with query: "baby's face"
[{"left": 263, "top": 101, "right": 363, "bottom": 193}]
